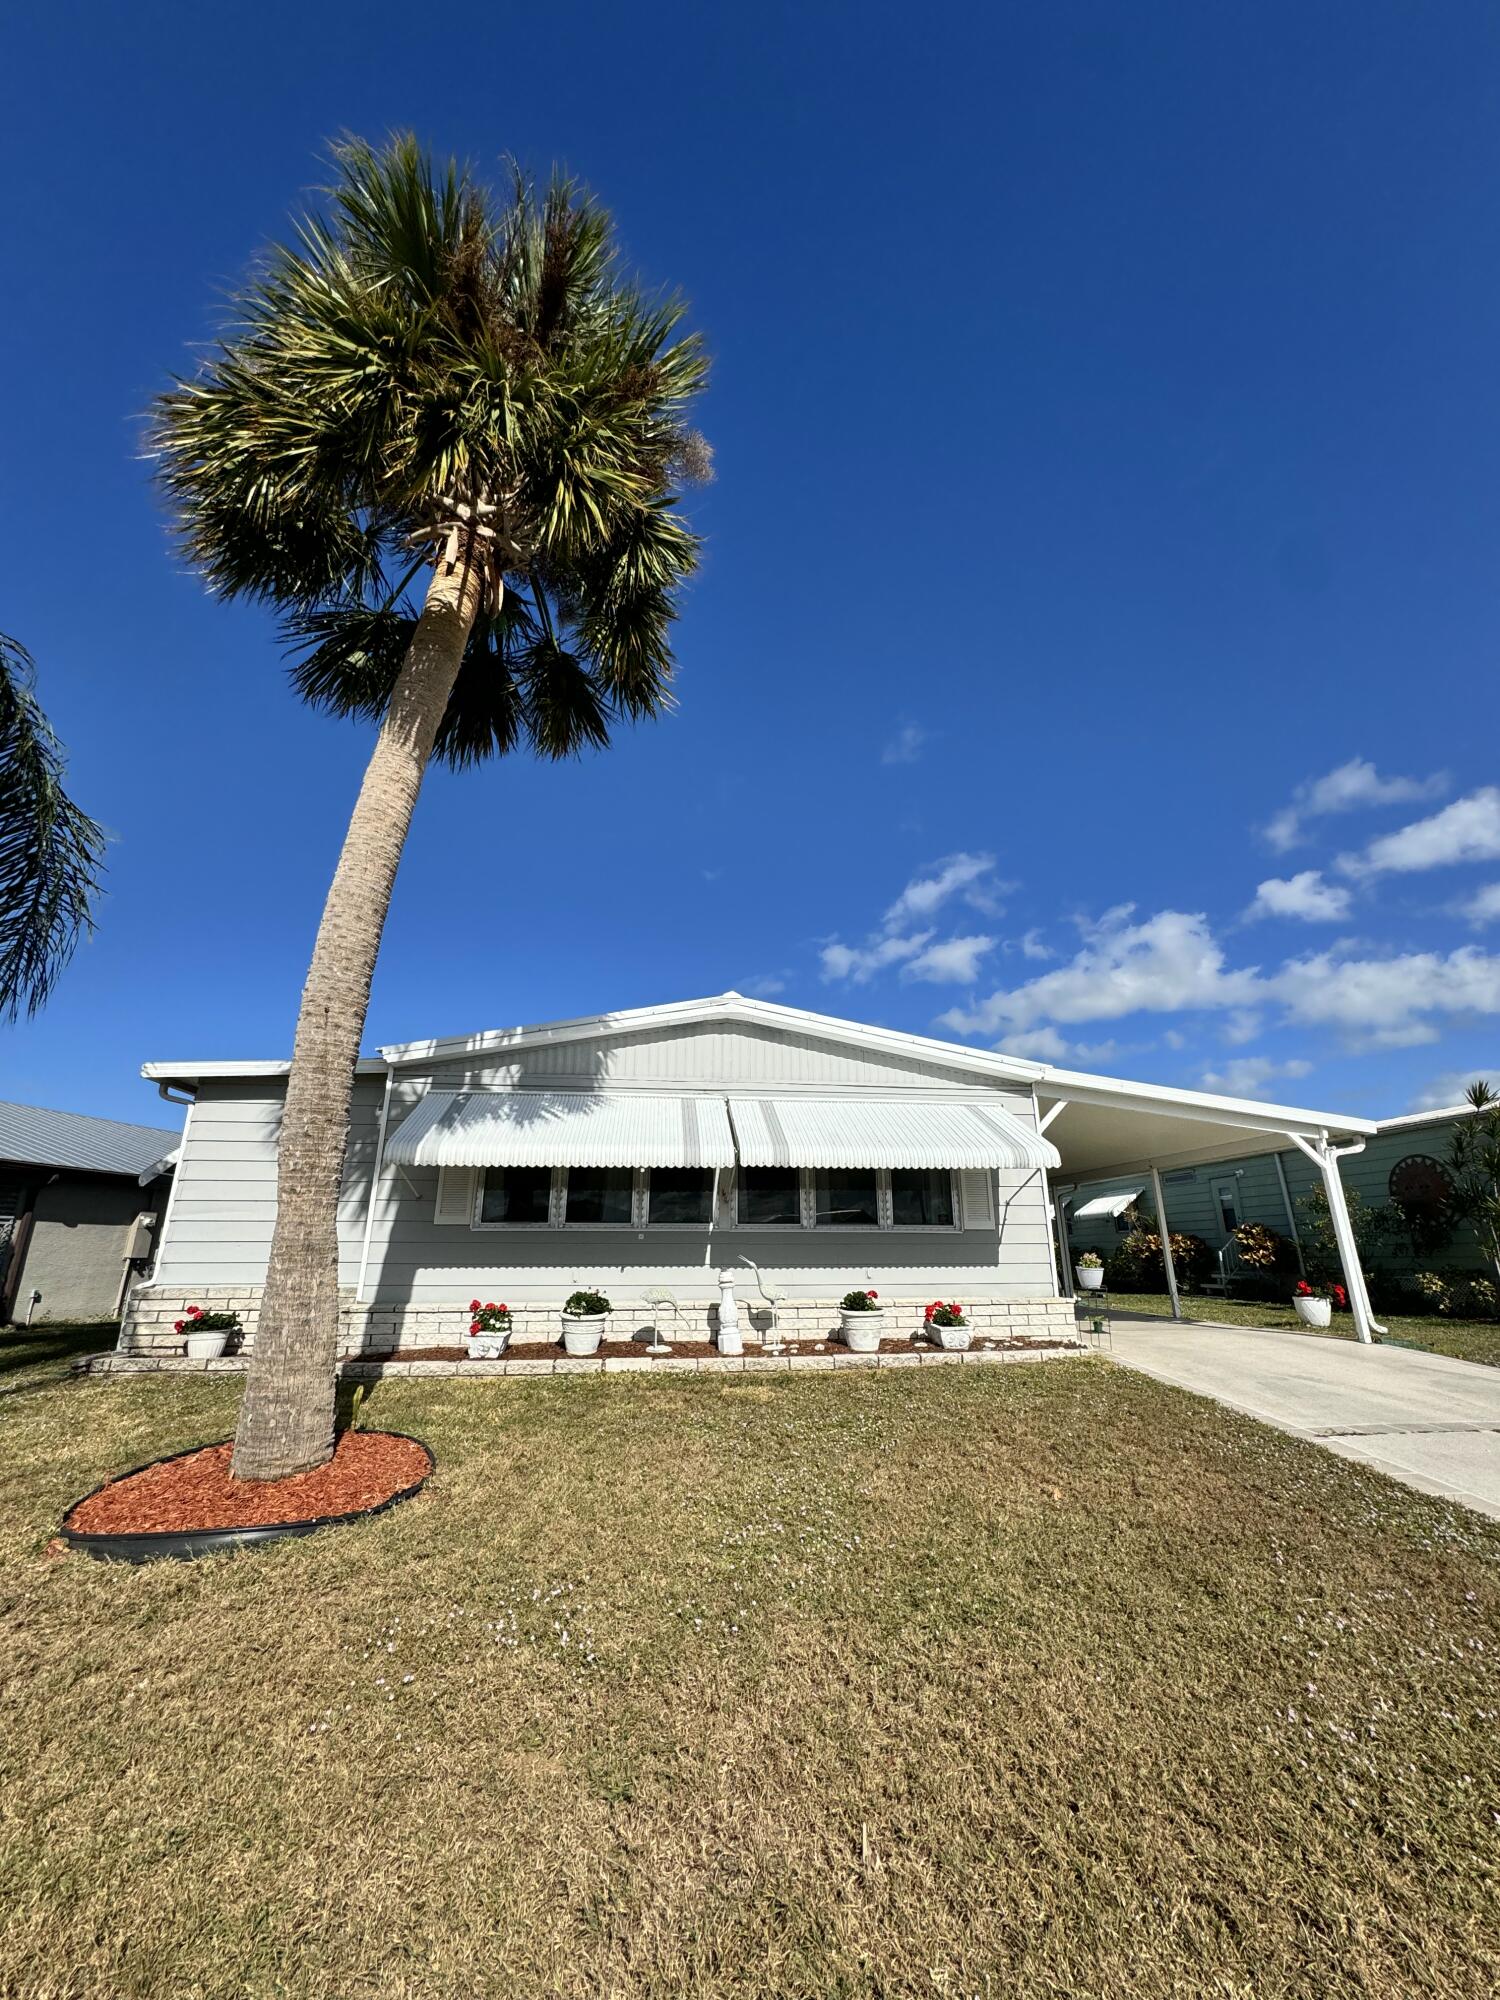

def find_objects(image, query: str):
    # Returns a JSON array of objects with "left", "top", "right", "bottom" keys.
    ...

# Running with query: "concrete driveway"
[{"left": 1107, "top": 1314, "right": 1500, "bottom": 1521}]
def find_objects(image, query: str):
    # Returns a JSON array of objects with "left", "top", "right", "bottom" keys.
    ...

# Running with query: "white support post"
[
  {"left": 1286, "top": 1133, "right": 1379, "bottom": 1345},
  {"left": 1043, "top": 1176, "right": 1064, "bottom": 1297},
  {"left": 1149, "top": 1164, "right": 1182, "bottom": 1320}
]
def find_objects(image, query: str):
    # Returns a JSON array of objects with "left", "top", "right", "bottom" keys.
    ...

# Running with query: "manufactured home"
[{"left": 116, "top": 993, "right": 1386, "bottom": 1356}]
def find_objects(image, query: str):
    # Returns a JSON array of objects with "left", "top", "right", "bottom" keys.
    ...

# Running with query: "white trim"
[
  {"left": 1374, "top": 1103, "right": 1478, "bottom": 1134},
  {"left": 148, "top": 1094, "right": 194, "bottom": 1282},
  {"left": 356, "top": 1067, "right": 395, "bottom": 1302},
  {"left": 1149, "top": 1164, "right": 1182, "bottom": 1322}
]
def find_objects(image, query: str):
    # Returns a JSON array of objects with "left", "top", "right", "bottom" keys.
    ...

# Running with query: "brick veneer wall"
[{"left": 119, "top": 1286, "right": 1078, "bottom": 1356}]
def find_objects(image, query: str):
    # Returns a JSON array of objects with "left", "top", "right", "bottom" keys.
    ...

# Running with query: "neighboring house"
[
  {"left": 1062, "top": 1102, "right": 1493, "bottom": 1283},
  {"left": 0, "top": 1102, "right": 180, "bottom": 1324},
  {"left": 117, "top": 992, "right": 1387, "bottom": 1355}
]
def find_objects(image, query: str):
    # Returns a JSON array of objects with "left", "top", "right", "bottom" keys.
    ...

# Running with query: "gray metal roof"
[{"left": 0, "top": 1100, "right": 181, "bottom": 1179}]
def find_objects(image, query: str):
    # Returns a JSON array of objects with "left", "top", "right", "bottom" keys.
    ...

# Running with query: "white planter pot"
[
  {"left": 561, "top": 1313, "right": 608, "bottom": 1356},
  {"left": 467, "top": 1332, "right": 510, "bottom": 1360},
  {"left": 184, "top": 1329, "right": 229, "bottom": 1361},
  {"left": 841, "top": 1308, "right": 884, "bottom": 1352},
  {"left": 926, "top": 1320, "right": 971, "bottom": 1351},
  {"left": 1076, "top": 1265, "right": 1104, "bottom": 1291},
  {"left": 1294, "top": 1295, "right": 1332, "bottom": 1330}
]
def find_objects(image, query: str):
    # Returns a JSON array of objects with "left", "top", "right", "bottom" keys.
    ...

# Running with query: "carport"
[{"left": 1037, "top": 1070, "right": 1381, "bottom": 1341}]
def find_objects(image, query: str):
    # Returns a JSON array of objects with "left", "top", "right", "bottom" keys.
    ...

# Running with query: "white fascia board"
[
  {"left": 142, "top": 1057, "right": 389, "bottom": 1083},
  {"left": 1374, "top": 1104, "right": 1474, "bottom": 1134},
  {"left": 376, "top": 991, "right": 1049, "bottom": 1083},
  {"left": 1036, "top": 1064, "right": 1376, "bottom": 1140}
]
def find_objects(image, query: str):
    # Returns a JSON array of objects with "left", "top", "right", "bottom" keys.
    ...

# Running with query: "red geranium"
[
  {"left": 470, "top": 1320, "right": 482, "bottom": 1335},
  {"left": 187, "top": 1304, "right": 202, "bottom": 1318},
  {"left": 470, "top": 1299, "right": 481, "bottom": 1312},
  {"left": 173, "top": 1319, "right": 185, "bottom": 1333}
]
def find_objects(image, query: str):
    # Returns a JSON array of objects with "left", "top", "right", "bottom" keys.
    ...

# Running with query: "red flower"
[
  {"left": 867, "top": 1290, "right": 878, "bottom": 1299},
  {"left": 485, "top": 1303, "right": 497, "bottom": 1312},
  {"left": 470, "top": 1320, "right": 482, "bottom": 1335},
  {"left": 470, "top": 1299, "right": 481, "bottom": 1312},
  {"left": 1294, "top": 1281, "right": 1312, "bottom": 1297},
  {"left": 174, "top": 1320, "right": 185, "bottom": 1333},
  {"left": 498, "top": 1304, "right": 508, "bottom": 1314},
  {"left": 187, "top": 1304, "right": 202, "bottom": 1317}
]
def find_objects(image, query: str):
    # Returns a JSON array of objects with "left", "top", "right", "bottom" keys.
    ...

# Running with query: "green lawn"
[
  {"left": 3, "top": 1330, "right": 1498, "bottom": 1998},
  {"left": 1110, "top": 1291, "right": 1500, "bottom": 1367}
]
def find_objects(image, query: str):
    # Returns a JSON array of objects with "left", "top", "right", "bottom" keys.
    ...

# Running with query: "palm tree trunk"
[{"left": 231, "top": 545, "right": 489, "bottom": 1481}]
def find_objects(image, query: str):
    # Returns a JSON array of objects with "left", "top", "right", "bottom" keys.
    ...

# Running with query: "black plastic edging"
[{"left": 58, "top": 1431, "right": 435, "bottom": 1565}]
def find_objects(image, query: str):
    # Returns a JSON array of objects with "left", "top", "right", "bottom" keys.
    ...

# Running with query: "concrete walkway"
[{"left": 1107, "top": 1313, "right": 1500, "bottom": 1521}]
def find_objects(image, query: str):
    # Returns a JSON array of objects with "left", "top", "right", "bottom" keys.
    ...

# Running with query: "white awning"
[
  {"left": 385, "top": 1091, "right": 736, "bottom": 1170},
  {"left": 727, "top": 1096, "right": 1060, "bottom": 1172},
  {"left": 1070, "top": 1185, "right": 1144, "bottom": 1220}
]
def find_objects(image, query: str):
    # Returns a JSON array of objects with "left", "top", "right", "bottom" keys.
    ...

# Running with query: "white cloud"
[
  {"left": 883, "top": 852, "right": 1008, "bottom": 928},
  {"left": 903, "top": 934, "right": 996, "bottom": 984},
  {"left": 1461, "top": 883, "right": 1500, "bottom": 928},
  {"left": 739, "top": 972, "right": 788, "bottom": 998},
  {"left": 936, "top": 902, "right": 1500, "bottom": 1054},
  {"left": 1272, "top": 945, "right": 1500, "bottom": 1047},
  {"left": 1409, "top": 1069, "right": 1500, "bottom": 1111},
  {"left": 1245, "top": 871, "right": 1352, "bottom": 923},
  {"left": 1264, "top": 757, "right": 1446, "bottom": 852},
  {"left": 819, "top": 931, "right": 933, "bottom": 984},
  {"left": 937, "top": 908, "right": 1258, "bottom": 1035},
  {"left": 823, "top": 856, "right": 1012, "bottom": 988},
  {"left": 1200, "top": 1056, "right": 1313, "bottom": 1099},
  {"left": 995, "top": 1026, "right": 1071, "bottom": 1061},
  {"left": 1339, "top": 787, "right": 1500, "bottom": 878},
  {"left": 881, "top": 722, "right": 929, "bottom": 765},
  {"left": 1019, "top": 927, "right": 1053, "bottom": 960},
  {"left": 1223, "top": 1009, "right": 1263, "bottom": 1045}
]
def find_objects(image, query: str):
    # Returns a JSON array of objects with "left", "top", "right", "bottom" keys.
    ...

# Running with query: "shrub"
[
  {"left": 564, "top": 1289, "right": 612, "bottom": 1317},
  {"left": 1411, "top": 1271, "right": 1499, "bottom": 1320},
  {"left": 1232, "top": 1221, "right": 1299, "bottom": 1274},
  {"left": 1108, "top": 1224, "right": 1215, "bottom": 1291},
  {"left": 841, "top": 1289, "right": 880, "bottom": 1311}
]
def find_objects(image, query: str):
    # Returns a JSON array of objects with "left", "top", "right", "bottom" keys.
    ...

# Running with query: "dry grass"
[
  {"left": 2, "top": 1330, "right": 1498, "bottom": 1998},
  {"left": 1115, "top": 1292, "right": 1500, "bottom": 1368}
]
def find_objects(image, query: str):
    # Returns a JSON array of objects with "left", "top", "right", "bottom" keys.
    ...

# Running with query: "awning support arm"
[
  {"left": 1037, "top": 1099, "right": 1068, "bottom": 1133},
  {"left": 1149, "top": 1165, "right": 1182, "bottom": 1321}
]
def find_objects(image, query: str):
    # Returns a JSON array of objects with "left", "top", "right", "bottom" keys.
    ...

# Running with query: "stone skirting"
[
  {"left": 79, "top": 1341, "right": 1088, "bottom": 1380},
  {"left": 119, "top": 1287, "right": 1079, "bottom": 1360}
]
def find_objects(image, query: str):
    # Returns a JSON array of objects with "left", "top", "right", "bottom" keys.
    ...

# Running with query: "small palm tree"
[
  {"left": 0, "top": 632, "right": 104, "bottom": 1020},
  {"left": 151, "top": 137, "right": 708, "bottom": 1480},
  {"left": 1446, "top": 1080, "right": 1500, "bottom": 1285}
]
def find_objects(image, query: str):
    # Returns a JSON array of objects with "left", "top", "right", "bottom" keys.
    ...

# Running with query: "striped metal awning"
[
  {"left": 726, "top": 1096, "right": 1059, "bottom": 1172},
  {"left": 384, "top": 1091, "right": 737, "bottom": 1170}
]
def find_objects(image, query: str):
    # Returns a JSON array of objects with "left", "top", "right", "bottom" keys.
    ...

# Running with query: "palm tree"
[
  {"left": 1446, "top": 1080, "right": 1500, "bottom": 1284},
  {"left": 0, "top": 633, "right": 105, "bottom": 1020},
  {"left": 151, "top": 137, "right": 708, "bottom": 1480}
]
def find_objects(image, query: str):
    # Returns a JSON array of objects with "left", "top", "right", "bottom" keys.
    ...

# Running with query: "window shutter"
[
  {"left": 435, "top": 1165, "right": 477, "bottom": 1225},
  {"left": 957, "top": 1169, "right": 994, "bottom": 1229}
]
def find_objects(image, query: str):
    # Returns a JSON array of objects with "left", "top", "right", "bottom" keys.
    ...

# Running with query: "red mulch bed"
[{"left": 65, "top": 1431, "right": 430, "bottom": 1537}]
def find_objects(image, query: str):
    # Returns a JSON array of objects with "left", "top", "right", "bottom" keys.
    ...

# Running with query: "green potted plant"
[
  {"left": 1075, "top": 1250, "right": 1104, "bottom": 1291},
  {"left": 467, "top": 1300, "right": 513, "bottom": 1359},
  {"left": 839, "top": 1288, "right": 884, "bottom": 1352},
  {"left": 174, "top": 1304, "right": 242, "bottom": 1361},
  {"left": 561, "top": 1288, "right": 612, "bottom": 1356},
  {"left": 924, "top": 1300, "right": 971, "bottom": 1351}
]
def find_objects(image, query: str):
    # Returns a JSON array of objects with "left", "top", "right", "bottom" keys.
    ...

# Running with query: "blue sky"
[{"left": 3, "top": 1, "right": 1499, "bottom": 1129}]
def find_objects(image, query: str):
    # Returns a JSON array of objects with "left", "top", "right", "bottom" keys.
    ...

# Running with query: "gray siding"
[{"left": 151, "top": 1022, "right": 1058, "bottom": 1303}]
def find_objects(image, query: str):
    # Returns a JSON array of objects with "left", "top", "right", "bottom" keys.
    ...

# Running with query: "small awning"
[
  {"left": 1070, "top": 1185, "right": 1145, "bottom": 1221},
  {"left": 385, "top": 1091, "right": 736, "bottom": 1170},
  {"left": 727, "top": 1096, "right": 1060, "bottom": 1172}
]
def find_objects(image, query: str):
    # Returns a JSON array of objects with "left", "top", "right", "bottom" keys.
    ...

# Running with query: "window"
[
  {"left": 889, "top": 1169, "right": 955, "bottom": 1229},
  {"left": 647, "top": 1167, "right": 715, "bottom": 1226},
  {"left": 479, "top": 1166, "right": 552, "bottom": 1225},
  {"left": 564, "top": 1166, "right": 635, "bottom": 1226},
  {"left": 737, "top": 1167, "right": 802, "bottom": 1227},
  {"left": 813, "top": 1169, "right": 880, "bottom": 1227},
  {"left": 1211, "top": 1177, "right": 1241, "bottom": 1235}
]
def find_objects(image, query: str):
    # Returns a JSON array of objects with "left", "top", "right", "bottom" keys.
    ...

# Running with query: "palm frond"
[{"left": 0, "top": 633, "right": 105, "bottom": 1020}]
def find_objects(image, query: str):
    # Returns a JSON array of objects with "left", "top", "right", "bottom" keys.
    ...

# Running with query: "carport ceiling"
[{"left": 1040, "top": 1085, "right": 1374, "bottom": 1182}]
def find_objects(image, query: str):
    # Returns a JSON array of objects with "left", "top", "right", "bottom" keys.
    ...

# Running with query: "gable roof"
[
  {"left": 142, "top": 990, "right": 1377, "bottom": 1143},
  {"left": 0, "top": 1100, "right": 180, "bottom": 1179}
]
